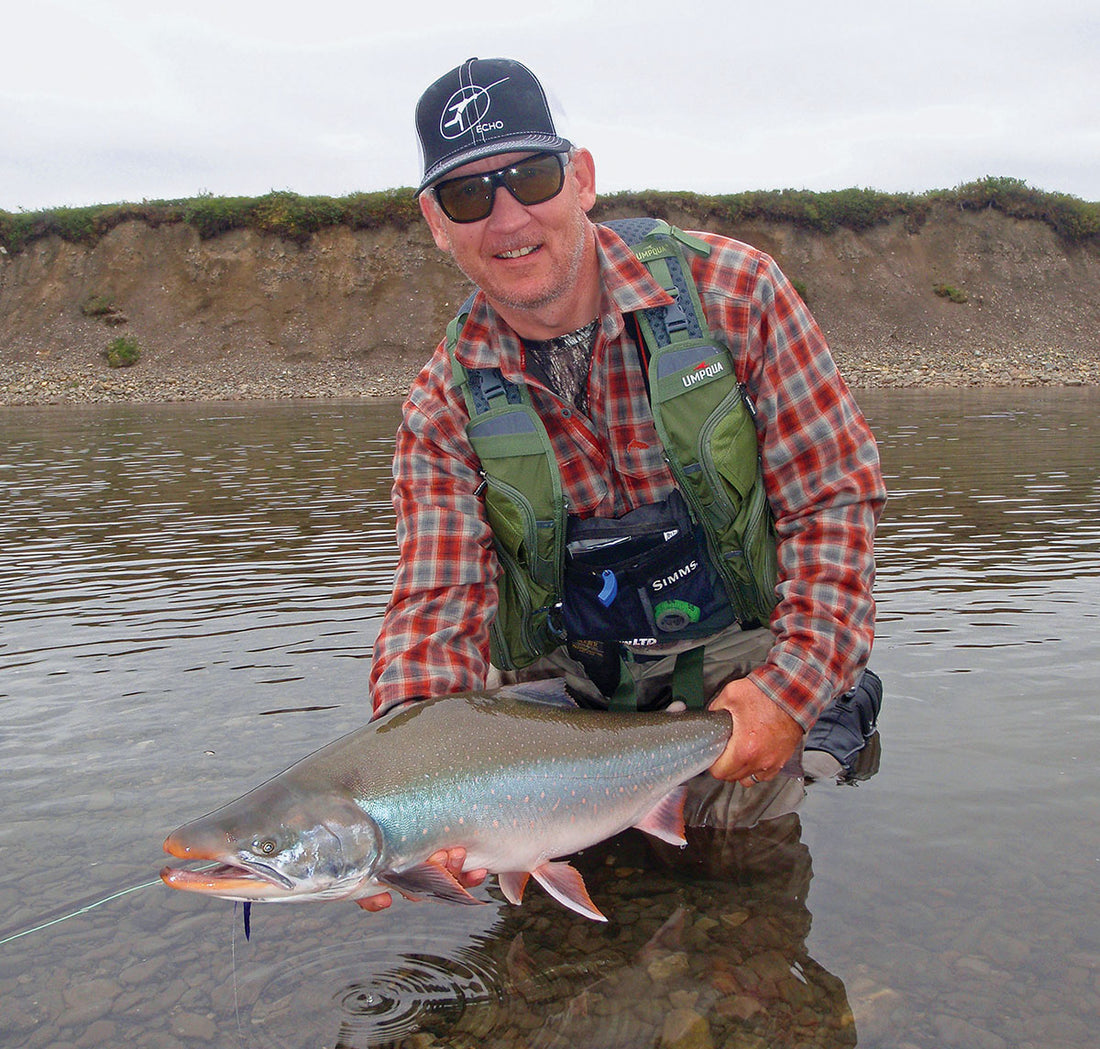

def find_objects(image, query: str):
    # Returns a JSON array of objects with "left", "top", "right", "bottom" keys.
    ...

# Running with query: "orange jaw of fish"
[
  {"left": 161, "top": 833, "right": 293, "bottom": 899},
  {"left": 159, "top": 862, "right": 287, "bottom": 898}
]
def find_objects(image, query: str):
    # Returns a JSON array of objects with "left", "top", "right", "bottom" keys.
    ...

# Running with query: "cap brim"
[{"left": 417, "top": 135, "right": 572, "bottom": 194}]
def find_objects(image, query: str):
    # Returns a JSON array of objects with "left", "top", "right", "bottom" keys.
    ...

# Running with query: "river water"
[{"left": 1, "top": 388, "right": 1097, "bottom": 1049}]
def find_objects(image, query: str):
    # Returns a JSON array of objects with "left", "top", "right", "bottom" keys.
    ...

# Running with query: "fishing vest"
[{"left": 447, "top": 218, "right": 779, "bottom": 671}]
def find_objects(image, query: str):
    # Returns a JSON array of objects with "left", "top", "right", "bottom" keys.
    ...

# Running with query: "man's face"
[{"left": 419, "top": 149, "right": 598, "bottom": 331}]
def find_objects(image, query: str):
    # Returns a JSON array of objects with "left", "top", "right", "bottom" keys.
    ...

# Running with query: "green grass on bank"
[
  {"left": 0, "top": 188, "right": 423, "bottom": 255},
  {"left": 2, "top": 177, "right": 1097, "bottom": 255}
]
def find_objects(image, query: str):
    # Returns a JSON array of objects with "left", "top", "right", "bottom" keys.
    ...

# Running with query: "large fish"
[{"left": 161, "top": 683, "right": 732, "bottom": 921}]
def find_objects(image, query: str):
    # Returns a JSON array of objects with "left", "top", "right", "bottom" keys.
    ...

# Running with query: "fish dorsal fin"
[
  {"left": 531, "top": 861, "right": 607, "bottom": 922},
  {"left": 497, "top": 870, "right": 531, "bottom": 906},
  {"left": 632, "top": 784, "right": 689, "bottom": 846},
  {"left": 380, "top": 860, "right": 485, "bottom": 906},
  {"left": 499, "top": 678, "right": 578, "bottom": 708}
]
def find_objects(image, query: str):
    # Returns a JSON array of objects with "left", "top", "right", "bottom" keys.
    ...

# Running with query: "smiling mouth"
[{"left": 496, "top": 245, "right": 540, "bottom": 260}]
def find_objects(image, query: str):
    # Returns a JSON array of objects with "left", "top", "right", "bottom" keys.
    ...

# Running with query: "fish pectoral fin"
[
  {"left": 497, "top": 870, "right": 530, "bottom": 906},
  {"left": 632, "top": 784, "right": 688, "bottom": 846},
  {"left": 380, "top": 861, "right": 485, "bottom": 906},
  {"left": 531, "top": 862, "right": 607, "bottom": 922}
]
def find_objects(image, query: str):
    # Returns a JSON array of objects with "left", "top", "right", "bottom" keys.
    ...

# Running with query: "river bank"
[{"left": 3, "top": 199, "right": 1098, "bottom": 406}]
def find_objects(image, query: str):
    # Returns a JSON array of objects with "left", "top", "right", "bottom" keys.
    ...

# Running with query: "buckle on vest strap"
[{"left": 664, "top": 301, "right": 690, "bottom": 335}]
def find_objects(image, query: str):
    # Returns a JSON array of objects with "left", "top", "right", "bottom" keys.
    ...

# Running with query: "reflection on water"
[
  {"left": 1, "top": 389, "right": 1098, "bottom": 1048},
  {"left": 1, "top": 401, "right": 398, "bottom": 659},
  {"left": 873, "top": 394, "right": 1100, "bottom": 605},
  {"left": 210, "top": 809, "right": 847, "bottom": 1049}
]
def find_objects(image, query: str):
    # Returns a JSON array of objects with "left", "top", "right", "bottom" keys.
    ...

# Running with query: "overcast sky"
[{"left": 3, "top": 0, "right": 1098, "bottom": 212}]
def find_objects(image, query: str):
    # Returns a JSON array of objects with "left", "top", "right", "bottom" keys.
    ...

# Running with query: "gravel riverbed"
[{"left": 2, "top": 339, "right": 1095, "bottom": 406}]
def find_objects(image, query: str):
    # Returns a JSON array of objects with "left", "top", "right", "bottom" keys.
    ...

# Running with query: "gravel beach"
[{"left": 1, "top": 337, "right": 1095, "bottom": 408}]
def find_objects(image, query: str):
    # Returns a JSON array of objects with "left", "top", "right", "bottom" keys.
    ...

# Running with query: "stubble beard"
[{"left": 452, "top": 209, "right": 592, "bottom": 316}]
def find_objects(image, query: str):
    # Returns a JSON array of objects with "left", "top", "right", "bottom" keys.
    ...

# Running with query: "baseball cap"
[{"left": 415, "top": 57, "right": 572, "bottom": 193}]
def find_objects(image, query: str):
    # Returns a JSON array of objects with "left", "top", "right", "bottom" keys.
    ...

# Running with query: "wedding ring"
[{"left": 749, "top": 773, "right": 760, "bottom": 783}]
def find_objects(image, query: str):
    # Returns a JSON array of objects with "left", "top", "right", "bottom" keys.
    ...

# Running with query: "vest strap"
[{"left": 671, "top": 645, "right": 707, "bottom": 710}]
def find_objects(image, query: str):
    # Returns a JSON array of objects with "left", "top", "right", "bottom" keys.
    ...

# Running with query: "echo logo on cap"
[{"left": 440, "top": 77, "right": 509, "bottom": 139}]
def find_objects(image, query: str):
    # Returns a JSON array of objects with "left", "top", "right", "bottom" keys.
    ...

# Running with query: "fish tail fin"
[
  {"left": 633, "top": 784, "right": 688, "bottom": 846},
  {"left": 497, "top": 870, "right": 530, "bottom": 906},
  {"left": 531, "top": 862, "right": 607, "bottom": 922}
]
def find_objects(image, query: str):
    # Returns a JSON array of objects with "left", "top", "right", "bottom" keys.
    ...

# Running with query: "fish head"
[{"left": 161, "top": 779, "right": 385, "bottom": 902}]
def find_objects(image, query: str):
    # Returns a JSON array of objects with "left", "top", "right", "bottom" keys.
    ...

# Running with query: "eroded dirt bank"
[{"left": 1, "top": 202, "right": 1097, "bottom": 405}]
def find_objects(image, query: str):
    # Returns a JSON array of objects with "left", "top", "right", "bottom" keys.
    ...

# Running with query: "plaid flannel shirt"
[{"left": 370, "top": 223, "right": 886, "bottom": 726}]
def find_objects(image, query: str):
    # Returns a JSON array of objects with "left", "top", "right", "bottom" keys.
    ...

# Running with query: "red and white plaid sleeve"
[
  {"left": 368, "top": 343, "right": 499, "bottom": 718},
  {"left": 690, "top": 233, "right": 887, "bottom": 728}
]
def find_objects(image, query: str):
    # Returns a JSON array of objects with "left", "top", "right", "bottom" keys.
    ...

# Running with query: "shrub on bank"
[
  {"left": 179, "top": 188, "right": 421, "bottom": 242},
  {"left": 104, "top": 335, "right": 141, "bottom": 368},
  {"left": 933, "top": 283, "right": 969, "bottom": 304},
  {"left": 81, "top": 293, "right": 118, "bottom": 317}
]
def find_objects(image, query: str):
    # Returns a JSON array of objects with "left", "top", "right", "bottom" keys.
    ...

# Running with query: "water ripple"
[{"left": 242, "top": 934, "right": 506, "bottom": 1048}]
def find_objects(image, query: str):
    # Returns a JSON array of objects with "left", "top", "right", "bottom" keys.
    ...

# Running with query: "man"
[{"left": 363, "top": 58, "right": 885, "bottom": 907}]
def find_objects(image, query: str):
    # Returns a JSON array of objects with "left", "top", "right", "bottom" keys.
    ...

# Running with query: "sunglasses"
[{"left": 432, "top": 152, "right": 569, "bottom": 224}]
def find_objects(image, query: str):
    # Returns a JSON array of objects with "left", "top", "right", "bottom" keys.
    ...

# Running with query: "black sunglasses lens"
[
  {"left": 507, "top": 154, "right": 565, "bottom": 205},
  {"left": 436, "top": 154, "right": 565, "bottom": 223},
  {"left": 436, "top": 177, "right": 493, "bottom": 223}
]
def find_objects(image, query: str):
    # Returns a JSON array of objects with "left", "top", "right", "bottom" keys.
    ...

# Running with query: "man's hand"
[
  {"left": 353, "top": 847, "right": 488, "bottom": 912},
  {"left": 707, "top": 677, "right": 804, "bottom": 787}
]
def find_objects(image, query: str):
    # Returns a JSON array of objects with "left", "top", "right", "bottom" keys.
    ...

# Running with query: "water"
[{"left": 1, "top": 389, "right": 1097, "bottom": 1048}]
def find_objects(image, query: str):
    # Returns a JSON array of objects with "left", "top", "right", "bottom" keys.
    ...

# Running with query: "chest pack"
[{"left": 447, "top": 217, "right": 778, "bottom": 670}]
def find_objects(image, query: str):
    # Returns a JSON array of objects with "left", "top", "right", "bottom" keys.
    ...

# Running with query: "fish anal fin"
[
  {"left": 497, "top": 870, "right": 530, "bottom": 906},
  {"left": 531, "top": 861, "right": 607, "bottom": 922},
  {"left": 381, "top": 860, "right": 485, "bottom": 906},
  {"left": 633, "top": 784, "right": 688, "bottom": 846}
]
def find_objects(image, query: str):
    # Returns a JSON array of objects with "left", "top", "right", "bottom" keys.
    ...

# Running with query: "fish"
[{"left": 160, "top": 682, "right": 733, "bottom": 921}]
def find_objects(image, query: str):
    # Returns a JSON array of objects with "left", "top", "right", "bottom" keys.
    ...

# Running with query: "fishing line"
[
  {"left": 0, "top": 864, "right": 219, "bottom": 947},
  {"left": 0, "top": 879, "right": 162, "bottom": 946}
]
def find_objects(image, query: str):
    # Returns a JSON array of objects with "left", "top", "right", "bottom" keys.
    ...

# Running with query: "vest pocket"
[
  {"left": 561, "top": 493, "right": 734, "bottom": 644},
  {"left": 702, "top": 402, "right": 779, "bottom": 619},
  {"left": 706, "top": 395, "right": 759, "bottom": 516},
  {"left": 482, "top": 477, "right": 561, "bottom": 668}
]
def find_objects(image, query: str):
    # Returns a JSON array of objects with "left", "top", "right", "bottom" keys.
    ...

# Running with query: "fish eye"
[{"left": 254, "top": 838, "right": 278, "bottom": 856}]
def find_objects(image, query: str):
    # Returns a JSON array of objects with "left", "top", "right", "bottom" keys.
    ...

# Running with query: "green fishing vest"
[{"left": 447, "top": 218, "right": 779, "bottom": 670}]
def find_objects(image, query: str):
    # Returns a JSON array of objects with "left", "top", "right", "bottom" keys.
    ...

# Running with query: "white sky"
[{"left": 3, "top": 0, "right": 1099, "bottom": 211}]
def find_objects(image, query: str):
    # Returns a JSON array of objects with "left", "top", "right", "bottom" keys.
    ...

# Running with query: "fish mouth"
[
  {"left": 160, "top": 860, "right": 296, "bottom": 899},
  {"left": 161, "top": 834, "right": 297, "bottom": 900}
]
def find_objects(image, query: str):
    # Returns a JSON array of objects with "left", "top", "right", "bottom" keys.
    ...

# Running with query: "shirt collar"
[
  {"left": 593, "top": 221, "right": 675, "bottom": 323},
  {"left": 452, "top": 222, "right": 674, "bottom": 378}
]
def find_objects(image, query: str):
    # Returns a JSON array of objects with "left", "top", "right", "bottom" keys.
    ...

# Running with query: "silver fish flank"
[{"left": 161, "top": 684, "right": 732, "bottom": 921}]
